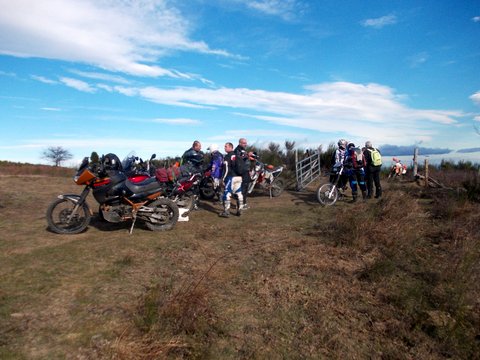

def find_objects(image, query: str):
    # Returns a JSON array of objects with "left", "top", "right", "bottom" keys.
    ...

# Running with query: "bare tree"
[{"left": 42, "top": 146, "right": 73, "bottom": 166}]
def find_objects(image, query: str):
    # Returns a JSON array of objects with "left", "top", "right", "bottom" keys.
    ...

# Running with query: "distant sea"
[{"left": 388, "top": 151, "right": 480, "bottom": 167}]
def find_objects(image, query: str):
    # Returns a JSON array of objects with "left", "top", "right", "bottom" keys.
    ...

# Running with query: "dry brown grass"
[{"left": 0, "top": 166, "right": 479, "bottom": 359}]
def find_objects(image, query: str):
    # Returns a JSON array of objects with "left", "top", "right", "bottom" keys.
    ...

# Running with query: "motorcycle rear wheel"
[
  {"left": 46, "top": 198, "right": 91, "bottom": 234},
  {"left": 270, "top": 178, "right": 284, "bottom": 197},
  {"left": 316, "top": 183, "right": 338, "bottom": 206},
  {"left": 144, "top": 198, "right": 179, "bottom": 231}
]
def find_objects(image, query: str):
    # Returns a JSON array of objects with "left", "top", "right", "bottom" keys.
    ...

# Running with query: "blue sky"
[{"left": 1, "top": 0, "right": 479, "bottom": 165}]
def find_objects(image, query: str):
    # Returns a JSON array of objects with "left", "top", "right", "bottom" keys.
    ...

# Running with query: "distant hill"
[{"left": 0, "top": 161, "right": 75, "bottom": 177}]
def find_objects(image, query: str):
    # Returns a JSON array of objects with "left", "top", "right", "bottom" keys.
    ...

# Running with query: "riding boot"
[
  {"left": 375, "top": 188, "right": 382, "bottom": 198},
  {"left": 219, "top": 201, "right": 230, "bottom": 217},
  {"left": 362, "top": 190, "right": 367, "bottom": 200},
  {"left": 351, "top": 193, "right": 357, "bottom": 203}
]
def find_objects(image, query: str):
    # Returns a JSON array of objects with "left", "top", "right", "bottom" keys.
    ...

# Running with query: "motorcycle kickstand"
[{"left": 129, "top": 211, "right": 138, "bottom": 235}]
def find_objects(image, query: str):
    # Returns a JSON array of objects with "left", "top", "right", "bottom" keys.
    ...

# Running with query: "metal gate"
[{"left": 295, "top": 147, "right": 321, "bottom": 190}]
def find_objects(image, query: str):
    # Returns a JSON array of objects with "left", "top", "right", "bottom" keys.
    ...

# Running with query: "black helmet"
[
  {"left": 347, "top": 142, "right": 355, "bottom": 149},
  {"left": 103, "top": 153, "right": 122, "bottom": 170}
]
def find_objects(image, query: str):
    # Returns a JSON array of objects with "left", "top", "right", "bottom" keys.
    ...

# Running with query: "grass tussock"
[{"left": 115, "top": 281, "right": 223, "bottom": 359}]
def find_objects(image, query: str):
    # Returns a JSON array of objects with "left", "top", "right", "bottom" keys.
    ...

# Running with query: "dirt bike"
[
  {"left": 46, "top": 155, "right": 179, "bottom": 234},
  {"left": 247, "top": 160, "right": 284, "bottom": 197},
  {"left": 387, "top": 163, "right": 407, "bottom": 181},
  {"left": 316, "top": 164, "right": 347, "bottom": 206}
]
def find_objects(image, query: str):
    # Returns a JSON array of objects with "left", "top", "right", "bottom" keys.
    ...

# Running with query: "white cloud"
[
  {"left": 408, "top": 52, "right": 429, "bottom": 68},
  {"left": 105, "top": 81, "right": 464, "bottom": 145},
  {"left": 241, "top": 0, "right": 303, "bottom": 21},
  {"left": 152, "top": 118, "right": 201, "bottom": 125},
  {"left": 0, "top": 0, "right": 239, "bottom": 77},
  {"left": 470, "top": 91, "right": 480, "bottom": 105},
  {"left": 31, "top": 75, "right": 58, "bottom": 84},
  {"left": 68, "top": 70, "right": 130, "bottom": 84},
  {"left": 362, "top": 15, "right": 397, "bottom": 29},
  {"left": 60, "top": 77, "right": 96, "bottom": 93},
  {"left": 41, "top": 107, "right": 61, "bottom": 111},
  {"left": 473, "top": 16, "right": 480, "bottom": 22}
]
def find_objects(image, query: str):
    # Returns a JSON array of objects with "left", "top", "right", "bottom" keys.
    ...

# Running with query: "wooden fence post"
[
  {"left": 413, "top": 147, "right": 418, "bottom": 177},
  {"left": 424, "top": 158, "right": 429, "bottom": 187}
]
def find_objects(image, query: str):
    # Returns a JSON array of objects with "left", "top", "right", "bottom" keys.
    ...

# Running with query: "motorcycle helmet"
[
  {"left": 337, "top": 139, "right": 347, "bottom": 149},
  {"left": 392, "top": 157, "right": 399, "bottom": 162},
  {"left": 103, "top": 153, "right": 122, "bottom": 171},
  {"left": 347, "top": 142, "right": 355, "bottom": 149},
  {"left": 207, "top": 143, "right": 219, "bottom": 153}
]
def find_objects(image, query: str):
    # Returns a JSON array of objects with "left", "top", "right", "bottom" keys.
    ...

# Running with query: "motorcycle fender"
[{"left": 57, "top": 194, "right": 93, "bottom": 215}]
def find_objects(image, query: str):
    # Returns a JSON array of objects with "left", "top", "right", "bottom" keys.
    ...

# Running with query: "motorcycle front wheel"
[
  {"left": 199, "top": 178, "right": 215, "bottom": 199},
  {"left": 316, "top": 183, "right": 338, "bottom": 206},
  {"left": 46, "top": 198, "right": 91, "bottom": 234},
  {"left": 144, "top": 198, "right": 179, "bottom": 231},
  {"left": 175, "top": 193, "right": 195, "bottom": 211},
  {"left": 270, "top": 178, "right": 284, "bottom": 197}
]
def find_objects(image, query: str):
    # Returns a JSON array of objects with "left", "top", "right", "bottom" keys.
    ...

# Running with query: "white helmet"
[
  {"left": 207, "top": 143, "right": 219, "bottom": 152},
  {"left": 337, "top": 139, "right": 347, "bottom": 149}
]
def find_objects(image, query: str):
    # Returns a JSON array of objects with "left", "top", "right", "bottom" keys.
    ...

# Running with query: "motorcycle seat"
[{"left": 126, "top": 177, "right": 162, "bottom": 194}]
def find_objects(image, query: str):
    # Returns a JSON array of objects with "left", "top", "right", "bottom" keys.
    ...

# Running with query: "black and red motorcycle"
[{"left": 46, "top": 154, "right": 179, "bottom": 234}]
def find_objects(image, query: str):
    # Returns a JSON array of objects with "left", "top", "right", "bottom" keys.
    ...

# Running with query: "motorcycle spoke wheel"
[
  {"left": 46, "top": 198, "right": 90, "bottom": 234},
  {"left": 270, "top": 179, "right": 284, "bottom": 197},
  {"left": 144, "top": 198, "right": 179, "bottom": 231},
  {"left": 176, "top": 194, "right": 194, "bottom": 211},
  {"left": 316, "top": 183, "right": 338, "bottom": 206},
  {"left": 199, "top": 179, "right": 215, "bottom": 199}
]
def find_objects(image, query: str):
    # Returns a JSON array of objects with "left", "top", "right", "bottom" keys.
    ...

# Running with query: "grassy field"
[{"left": 0, "top": 168, "right": 479, "bottom": 359}]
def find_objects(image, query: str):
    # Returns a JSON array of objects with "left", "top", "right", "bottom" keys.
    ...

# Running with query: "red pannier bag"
[{"left": 155, "top": 168, "right": 169, "bottom": 183}]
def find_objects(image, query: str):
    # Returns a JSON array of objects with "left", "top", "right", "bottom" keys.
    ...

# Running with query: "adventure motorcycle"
[
  {"left": 248, "top": 160, "right": 284, "bottom": 197},
  {"left": 46, "top": 155, "right": 179, "bottom": 234}
]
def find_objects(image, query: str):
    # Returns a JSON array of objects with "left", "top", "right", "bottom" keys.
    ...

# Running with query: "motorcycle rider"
[
  {"left": 363, "top": 141, "right": 382, "bottom": 198},
  {"left": 344, "top": 142, "right": 367, "bottom": 202},
  {"left": 181, "top": 140, "right": 204, "bottom": 174},
  {"left": 234, "top": 138, "right": 252, "bottom": 209},
  {"left": 181, "top": 140, "right": 204, "bottom": 210},
  {"left": 331, "top": 139, "right": 348, "bottom": 193},
  {"left": 219, "top": 142, "right": 244, "bottom": 217},
  {"left": 207, "top": 143, "right": 224, "bottom": 202}
]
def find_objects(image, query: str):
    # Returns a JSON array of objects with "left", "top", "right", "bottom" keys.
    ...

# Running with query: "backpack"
[
  {"left": 351, "top": 147, "right": 365, "bottom": 169},
  {"left": 368, "top": 148, "right": 382, "bottom": 166}
]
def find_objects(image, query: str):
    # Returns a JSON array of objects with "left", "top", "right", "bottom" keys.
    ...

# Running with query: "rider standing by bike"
[
  {"left": 344, "top": 142, "right": 367, "bottom": 202},
  {"left": 332, "top": 139, "right": 348, "bottom": 193},
  {"left": 234, "top": 138, "right": 252, "bottom": 210},
  {"left": 181, "top": 140, "right": 205, "bottom": 210},
  {"left": 363, "top": 141, "right": 382, "bottom": 199},
  {"left": 219, "top": 142, "right": 244, "bottom": 218},
  {"left": 207, "top": 143, "right": 224, "bottom": 202}
]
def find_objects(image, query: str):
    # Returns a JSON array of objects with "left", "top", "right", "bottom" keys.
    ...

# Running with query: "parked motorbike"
[
  {"left": 316, "top": 164, "right": 347, "bottom": 206},
  {"left": 46, "top": 155, "right": 179, "bottom": 234},
  {"left": 248, "top": 160, "right": 284, "bottom": 197}
]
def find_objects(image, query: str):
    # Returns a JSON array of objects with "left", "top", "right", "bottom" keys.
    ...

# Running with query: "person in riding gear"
[
  {"left": 234, "top": 138, "right": 252, "bottom": 209},
  {"left": 331, "top": 139, "right": 348, "bottom": 191},
  {"left": 181, "top": 140, "right": 204, "bottom": 174},
  {"left": 219, "top": 142, "right": 244, "bottom": 217},
  {"left": 207, "top": 143, "right": 224, "bottom": 201},
  {"left": 181, "top": 140, "right": 204, "bottom": 209},
  {"left": 363, "top": 140, "right": 382, "bottom": 199},
  {"left": 344, "top": 142, "right": 367, "bottom": 202}
]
